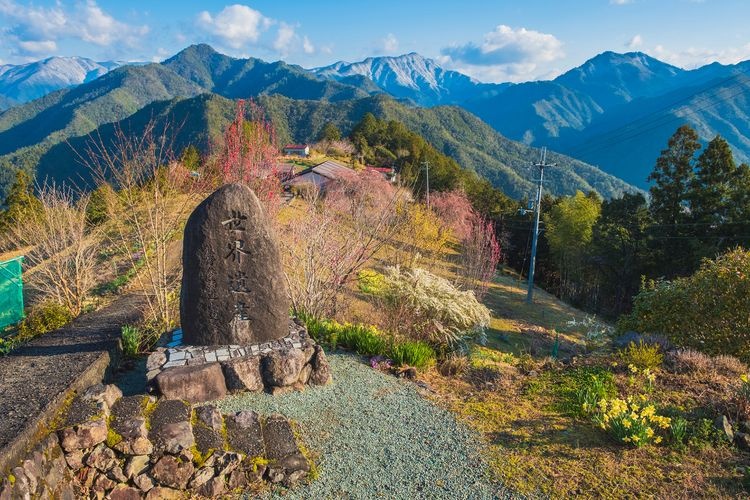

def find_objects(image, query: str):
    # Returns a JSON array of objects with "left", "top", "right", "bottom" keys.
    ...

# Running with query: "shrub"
[
  {"left": 713, "top": 355, "right": 748, "bottom": 378},
  {"left": 17, "top": 302, "right": 73, "bottom": 340},
  {"left": 438, "top": 354, "right": 469, "bottom": 377},
  {"left": 357, "top": 269, "right": 386, "bottom": 295},
  {"left": 565, "top": 315, "right": 612, "bottom": 352},
  {"left": 734, "top": 374, "right": 750, "bottom": 421},
  {"left": 619, "top": 341, "right": 663, "bottom": 370},
  {"left": 379, "top": 266, "right": 490, "bottom": 349},
  {"left": 666, "top": 349, "right": 713, "bottom": 375},
  {"left": 688, "top": 418, "right": 729, "bottom": 448},
  {"left": 389, "top": 341, "right": 436, "bottom": 369},
  {"left": 619, "top": 248, "right": 750, "bottom": 361},
  {"left": 121, "top": 325, "right": 141, "bottom": 357},
  {"left": 594, "top": 397, "right": 672, "bottom": 447}
]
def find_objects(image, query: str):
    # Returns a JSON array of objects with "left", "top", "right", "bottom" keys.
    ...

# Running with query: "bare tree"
[
  {"left": 281, "top": 170, "right": 408, "bottom": 318},
  {"left": 8, "top": 184, "right": 97, "bottom": 316},
  {"left": 82, "top": 119, "right": 210, "bottom": 329}
]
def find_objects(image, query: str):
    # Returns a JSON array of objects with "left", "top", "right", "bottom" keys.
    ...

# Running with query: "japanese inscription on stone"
[{"left": 180, "top": 183, "right": 290, "bottom": 346}]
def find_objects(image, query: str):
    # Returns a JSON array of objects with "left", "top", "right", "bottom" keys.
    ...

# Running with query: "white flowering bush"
[{"left": 379, "top": 266, "right": 491, "bottom": 349}]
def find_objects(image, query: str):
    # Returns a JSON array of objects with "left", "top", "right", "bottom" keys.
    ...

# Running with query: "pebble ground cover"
[{"left": 215, "top": 353, "right": 509, "bottom": 499}]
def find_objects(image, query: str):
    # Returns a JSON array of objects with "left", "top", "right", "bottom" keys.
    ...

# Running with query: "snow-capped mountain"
[
  {"left": 313, "top": 53, "right": 505, "bottom": 106},
  {"left": 0, "top": 56, "right": 125, "bottom": 110}
]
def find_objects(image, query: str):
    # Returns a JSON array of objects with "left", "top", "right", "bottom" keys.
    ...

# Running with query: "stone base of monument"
[
  {"left": 0, "top": 383, "right": 313, "bottom": 499},
  {"left": 147, "top": 320, "right": 331, "bottom": 404}
]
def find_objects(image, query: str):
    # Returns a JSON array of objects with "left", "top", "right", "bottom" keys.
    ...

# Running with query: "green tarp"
[{"left": 0, "top": 256, "right": 24, "bottom": 329}]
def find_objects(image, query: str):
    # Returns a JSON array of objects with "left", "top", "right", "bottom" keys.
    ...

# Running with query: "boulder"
[
  {"left": 124, "top": 455, "right": 150, "bottom": 479},
  {"left": 197, "top": 476, "right": 225, "bottom": 498},
  {"left": 145, "top": 486, "right": 182, "bottom": 500},
  {"left": 58, "top": 417, "right": 107, "bottom": 452},
  {"left": 222, "top": 355, "right": 264, "bottom": 392},
  {"left": 109, "top": 485, "right": 141, "bottom": 500},
  {"left": 309, "top": 345, "right": 332, "bottom": 386},
  {"left": 180, "top": 183, "right": 290, "bottom": 345},
  {"left": 151, "top": 455, "right": 194, "bottom": 490},
  {"left": 146, "top": 349, "right": 167, "bottom": 372},
  {"left": 133, "top": 473, "right": 155, "bottom": 492},
  {"left": 155, "top": 362, "right": 227, "bottom": 403},
  {"left": 111, "top": 395, "right": 153, "bottom": 456},
  {"left": 81, "top": 384, "right": 122, "bottom": 412},
  {"left": 192, "top": 406, "right": 225, "bottom": 456},
  {"left": 735, "top": 432, "right": 750, "bottom": 451},
  {"left": 85, "top": 443, "right": 118, "bottom": 473},
  {"left": 715, "top": 415, "right": 734, "bottom": 441},
  {"left": 262, "top": 348, "right": 306, "bottom": 387}
]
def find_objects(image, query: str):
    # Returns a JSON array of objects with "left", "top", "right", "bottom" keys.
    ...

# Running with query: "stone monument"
[
  {"left": 180, "top": 183, "right": 289, "bottom": 345},
  {"left": 150, "top": 183, "right": 331, "bottom": 403}
]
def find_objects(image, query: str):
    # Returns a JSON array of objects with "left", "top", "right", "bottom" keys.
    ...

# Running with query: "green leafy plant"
[
  {"left": 121, "top": 325, "right": 141, "bottom": 357},
  {"left": 670, "top": 416, "right": 688, "bottom": 448},
  {"left": 688, "top": 418, "right": 729, "bottom": 449},
  {"left": 17, "top": 302, "right": 73, "bottom": 340},
  {"left": 620, "top": 341, "right": 664, "bottom": 370},
  {"left": 557, "top": 367, "right": 616, "bottom": 418},
  {"left": 298, "top": 313, "right": 437, "bottom": 369},
  {"left": 389, "top": 341, "right": 436, "bottom": 369}
]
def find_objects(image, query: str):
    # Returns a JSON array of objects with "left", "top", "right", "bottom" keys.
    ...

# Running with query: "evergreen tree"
[
  {"left": 648, "top": 125, "right": 701, "bottom": 276},
  {"left": 591, "top": 193, "right": 653, "bottom": 316},
  {"left": 727, "top": 163, "right": 750, "bottom": 248},
  {"left": 180, "top": 145, "right": 202, "bottom": 172},
  {"left": 0, "top": 170, "right": 42, "bottom": 232},
  {"left": 319, "top": 122, "right": 342, "bottom": 142},
  {"left": 689, "top": 135, "right": 737, "bottom": 257}
]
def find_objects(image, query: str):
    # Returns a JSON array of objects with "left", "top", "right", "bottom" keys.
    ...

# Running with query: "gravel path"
[{"left": 215, "top": 353, "right": 509, "bottom": 499}]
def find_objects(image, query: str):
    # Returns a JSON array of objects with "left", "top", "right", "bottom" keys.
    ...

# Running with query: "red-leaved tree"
[
  {"left": 430, "top": 189, "right": 501, "bottom": 299},
  {"left": 214, "top": 99, "right": 282, "bottom": 217}
]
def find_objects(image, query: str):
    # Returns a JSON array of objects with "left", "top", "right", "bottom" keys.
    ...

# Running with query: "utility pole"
[
  {"left": 422, "top": 160, "right": 430, "bottom": 210},
  {"left": 526, "top": 147, "right": 555, "bottom": 304}
]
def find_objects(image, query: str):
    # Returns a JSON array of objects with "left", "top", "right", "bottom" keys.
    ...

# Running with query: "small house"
[
  {"left": 283, "top": 144, "right": 310, "bottom": 157},
  {"left": 365, "top": 166, "right": 397, "bottom": 183},
  {"left": 284, "top": 159, "right": 355, "bottom": 193}
]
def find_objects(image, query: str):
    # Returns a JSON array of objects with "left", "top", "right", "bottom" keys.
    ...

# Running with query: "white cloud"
[
  {"left": 196, "top": 4, "right": 315, "bottom": 57},
  {"left": 610, "top": 0, "right": 634, "bottom": 4},
  {"left": 652, "top": 43, "right": 750, "bottom": 68},
  {"left": 440, "top": 25, "right": 564, "bottom": 82},
  {"left": 0, "top": 0, "right": 148, "bottom": 58},
  {"left": 273, "top": 22, "right": 295, "bottom": 53},
  {"left": 17, "top": 40, "right": 57, "bottom": 54},
  {"left": 382, "top": 33, "right": 399, "bottom": 53},
  {"left": 303, "top": 36, "right": 315, "bottom": 54},
  {"left": 197, "top": 4, "right": 271, "bottom": 49},
  {"left": 627, "top": 34, "right": 643, "bottom": 49}
]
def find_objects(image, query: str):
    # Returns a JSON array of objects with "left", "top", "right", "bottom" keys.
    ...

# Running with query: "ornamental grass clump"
[
  {"left": 379, "top": 266, "right": 491, "bottom": 349},
  {"left": 594, "top": 396, "right": 672, "bottom": 446}
]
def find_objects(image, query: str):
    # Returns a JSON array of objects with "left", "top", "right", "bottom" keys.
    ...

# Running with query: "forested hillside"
[{"left": 0, "top": 45, "right": 637, "bottom": 200}]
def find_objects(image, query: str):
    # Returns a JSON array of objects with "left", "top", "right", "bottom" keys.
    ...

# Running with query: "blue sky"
[{"left": 2, "top": 0, "right": 750, "bottom": 82}]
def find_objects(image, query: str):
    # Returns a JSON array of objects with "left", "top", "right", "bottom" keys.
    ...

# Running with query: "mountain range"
[
  {"left": 3, "top": 46, "right": 750, "bottom": 192},
  {"left": 0, "top": 57, "right": 124, "bottom": 110},
  {"left": 313, "top": 51, "right": 750, "bottom": 188},
  {"left": 0, "top": 44, "right": 635, "bottom": 201}
]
